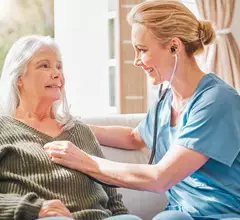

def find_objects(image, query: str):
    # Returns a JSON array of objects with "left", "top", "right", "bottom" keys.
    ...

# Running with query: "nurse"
[{"left": 44, "top": 0, "right": 240, "bottom": 219}]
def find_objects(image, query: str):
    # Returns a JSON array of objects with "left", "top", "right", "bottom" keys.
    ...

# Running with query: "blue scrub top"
[{"left": 137, "top": 73, "right": 240, "bottom": 219}]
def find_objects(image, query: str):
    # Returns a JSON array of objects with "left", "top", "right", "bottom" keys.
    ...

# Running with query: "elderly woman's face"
[
  {"left": 131, "top": 24, "right": 174, "bottom": 85},
  {"left": 17, "top": 46, "right": 64, "bottom": 103}
]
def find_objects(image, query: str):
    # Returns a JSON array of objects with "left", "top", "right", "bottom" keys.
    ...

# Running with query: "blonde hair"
[{"left": 127, "top": 0, "right": 215, "bottom": 56}]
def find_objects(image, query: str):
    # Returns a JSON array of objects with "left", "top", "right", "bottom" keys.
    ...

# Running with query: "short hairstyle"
[
  {"left": 0, "top": 35, "right": 73, "bottom": 129},
  {"left": 127, "top": 0, "right": 216, "bottom": 56}
]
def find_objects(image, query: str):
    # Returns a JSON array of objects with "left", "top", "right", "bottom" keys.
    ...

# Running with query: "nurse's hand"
[{"left": 43, "top": 141, "right": 91, "bottom": 171}]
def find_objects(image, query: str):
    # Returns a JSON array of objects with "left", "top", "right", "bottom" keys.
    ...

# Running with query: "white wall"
[
  {"left": 232, "top": 0, "right": 240, "bottom": 48},
  {"left": 54, "top": 0, "right": 109, "bottom": 116}
]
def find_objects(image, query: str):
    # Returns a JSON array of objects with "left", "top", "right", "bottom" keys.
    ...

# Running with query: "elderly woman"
[{"left": 0, "top": 35, "right": 137, "bottom": 220}]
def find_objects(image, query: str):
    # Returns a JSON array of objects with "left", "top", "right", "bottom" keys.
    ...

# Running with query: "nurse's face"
[{"left": 132, "top": 24, "right": 175, "bottom": 85}]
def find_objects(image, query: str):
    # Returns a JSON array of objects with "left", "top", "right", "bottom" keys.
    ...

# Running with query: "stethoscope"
[{"left": 88, "top": 54, "right": 178, "bottom": 188}]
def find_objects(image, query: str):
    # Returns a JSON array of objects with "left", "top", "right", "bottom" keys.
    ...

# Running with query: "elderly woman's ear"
[{"left": 17, "top": 75, "right": 23, "bottom": 87}]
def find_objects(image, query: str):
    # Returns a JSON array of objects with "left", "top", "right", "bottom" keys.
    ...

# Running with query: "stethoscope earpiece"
[{"left": 170, "top": 47, "right": 176, "bottom": 53}]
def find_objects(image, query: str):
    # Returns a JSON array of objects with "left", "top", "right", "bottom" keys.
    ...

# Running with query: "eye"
[
  {"left": 137, "top": 47, "right": 147, "bottom": 53},
  {"left": 57, "top": 64, "right": 62, "bottom": 70},
  {"left": 40, "top": 63, "right": 50, "bottom": 68}
]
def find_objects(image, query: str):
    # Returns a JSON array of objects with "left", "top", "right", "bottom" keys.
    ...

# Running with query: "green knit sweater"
[{"left": 0, "top": 116, "right": 128, "bottom": 220}]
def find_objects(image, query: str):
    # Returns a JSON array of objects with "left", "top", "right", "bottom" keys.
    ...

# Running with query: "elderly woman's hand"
[
  {"left": 38, "top": 200, "right": 72, "bottom": 218},
  {"left": 44, "top": 141, "right": 90, "bottom": 171}
]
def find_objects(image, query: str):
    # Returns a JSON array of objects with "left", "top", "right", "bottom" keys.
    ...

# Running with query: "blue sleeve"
[
  {"left": 175, "top": 87, "right": 240, "bottom": 167},
  {"left": 136, "top": 102, "right": 157, "bottom": 150}
]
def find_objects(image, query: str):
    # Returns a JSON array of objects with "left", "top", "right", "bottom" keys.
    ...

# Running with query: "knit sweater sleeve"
[
  {"left": 0, "top": 145, "right": 44, "bottom": 220},
  {"left": 102, "top": 186, "right": 129, "bottom": 216},
  {"left": 76, "top": 121, "right": 129, "bottom": 215},
  {"left": 0, "top": 193, "right": 44, "bottom": 220}
]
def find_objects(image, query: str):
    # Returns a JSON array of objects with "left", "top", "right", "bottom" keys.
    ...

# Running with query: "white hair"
[{"left": 0, "top": 35, "right": 74, "bottom": 129}]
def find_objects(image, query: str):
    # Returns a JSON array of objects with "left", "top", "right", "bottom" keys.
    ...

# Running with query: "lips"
[
  {"left": 45, "top": 84, "right": 61, "bottom": 88},
  {"left": 143, "top": 67, "right": 154, "bottom": 73}
]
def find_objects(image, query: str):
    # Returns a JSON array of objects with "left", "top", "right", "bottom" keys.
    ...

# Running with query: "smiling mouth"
[
  {"left": 45, "top": 85, "right": 61, "bottom": 89},
  {"left": 145, "top": 67, "right": 154, "bottom": 73}
]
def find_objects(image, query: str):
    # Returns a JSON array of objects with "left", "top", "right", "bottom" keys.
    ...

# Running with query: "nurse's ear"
[{"left": 169, "top": 37, "right": 182, "bottom": 55}]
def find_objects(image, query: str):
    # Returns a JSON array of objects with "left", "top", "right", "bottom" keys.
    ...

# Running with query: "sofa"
[{"left": 81, "top": 114, "right": 168, "bottom": 220}]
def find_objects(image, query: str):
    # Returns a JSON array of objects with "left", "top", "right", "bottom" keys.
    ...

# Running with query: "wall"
[{"left": 54, "top": 0, "right": 109, "bottom": 116}]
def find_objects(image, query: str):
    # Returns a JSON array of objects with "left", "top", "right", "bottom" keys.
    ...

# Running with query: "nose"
[
  {"left": 133, "top": 56, "right": 142, "bottom": 67},
  {"left": 51, "top": 68, "right": 61, "bottom": 79}
]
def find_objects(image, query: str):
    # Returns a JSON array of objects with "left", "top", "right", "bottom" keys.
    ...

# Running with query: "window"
[
  {"left": 107, "top": 5, "right": 117, "bottom": 113},
  {"left": 109, "top": 66, "right": 116, "bottom": 107},
  {"left": 181, "top": 0, "right": 198, "bottom": 17}
]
